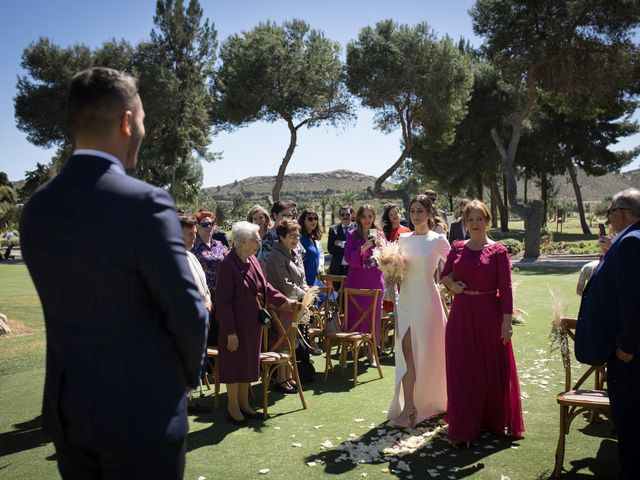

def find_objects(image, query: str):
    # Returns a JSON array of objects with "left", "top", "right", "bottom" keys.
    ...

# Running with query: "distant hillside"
[
  {"left": 516, "top": 168, "right": 640, "bottom": 203},
  {"left": 203, "top": 170, "right": 395, "bottom": 202},
  {"left": 203, "top": 167, "right": 639, "bottom": 205}
]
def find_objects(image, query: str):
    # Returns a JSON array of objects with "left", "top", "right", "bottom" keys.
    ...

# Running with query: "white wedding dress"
[{"left": 387, "top": 231, "right": 451, "bottom": 425}]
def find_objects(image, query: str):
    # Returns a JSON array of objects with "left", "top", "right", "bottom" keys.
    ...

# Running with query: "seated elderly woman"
[
  {"left": 265, "top": 219, "right": 309, "bottom": 393},
  {"left": 215, "top": 221, "right": 293, "bottom": 425}
]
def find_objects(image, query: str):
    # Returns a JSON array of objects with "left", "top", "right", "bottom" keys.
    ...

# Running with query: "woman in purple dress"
[
  {"left": 192, "top": 210, "right": 228, "bottom": 346},
  {"left": 440, "top": 200, "right": 524, "bottom": 444},
  {"left": 343, "top": 204, "right": 385, "bottom": 366},
  {"left": 216, "top": 221, "right": 293, "bottom": 425}
]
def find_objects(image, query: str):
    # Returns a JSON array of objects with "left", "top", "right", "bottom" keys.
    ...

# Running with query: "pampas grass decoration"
[
  {"left": 548, "top": 287, "right": 570, "bottom": 368},
  {"left": 372, "top": 242, "right": 406, "bottom": 283},
  {"left": 512, "top": 281, "right": 528, "bottom": 325},
  {"left": 297, "top": 286, "right": 320, "bottom": 325}
]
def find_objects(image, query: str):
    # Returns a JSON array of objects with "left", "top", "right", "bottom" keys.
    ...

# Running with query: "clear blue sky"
[{"left": 1, "top": 0, "right": 638, "bottom": 188}]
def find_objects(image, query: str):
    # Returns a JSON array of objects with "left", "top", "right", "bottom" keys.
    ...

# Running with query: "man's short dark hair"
[
  {"left": 67, "top": 67, "right": 139, "bottom": 138},
  {"left": 178, "top": 214, "right": 197, "bottom": 229}
]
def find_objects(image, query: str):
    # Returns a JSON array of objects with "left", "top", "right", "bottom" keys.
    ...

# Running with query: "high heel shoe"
[
  {"left": 227, "top": 412, "right": 247, "bottom": 426},
  {"left": 240, "top": 408, "right": 263, "bottom": 420},
  {"left": 394, "top": 407, "right": 417, "bottom": 429}
]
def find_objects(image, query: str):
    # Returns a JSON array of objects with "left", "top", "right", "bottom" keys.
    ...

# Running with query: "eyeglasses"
[
  {"left": 606, "top": 207, "right": 630, "bottom": 216},
  {"left": 307, "top": 216, "right": 318, "bottom": 221},
  {"left": 199, "top": 222, "right": 213, "bottom": 227},
  {"left": 340, "top": 213, "right": 351, "bottom": 218},
  {"left": 287, "top": 232, "right": 301, "bottom": 238}
]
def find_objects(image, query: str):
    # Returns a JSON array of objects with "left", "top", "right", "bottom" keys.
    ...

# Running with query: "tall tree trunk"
[
  {"left": 491, "top": 119, "right": 543, "bottom": 255},
  {"left": 500, "top": 173, "right": 509, "bottom": 231},
  {"left": 448, "top": 193, "right": 454, "bottom": 213},
  {"left": 490, "top": 180, "right": 498, "bottom": 228},
  {"left": 566, "top": 159, "right": 591, "bottom": 234},
  {"left": 493, "top": 176, "right": 509, "bottom": 232},
  {"left": 272, "top": 119, "right": 298, "bottom": 202},
  {"left": 523, "top": 171, "right": 528, "bottom": 204},
  {"left": 540, "top": 174, "right": 548, "bottom": 224},
  {"left": 475, "top": 176, "right": 483, "bottom": 201}
]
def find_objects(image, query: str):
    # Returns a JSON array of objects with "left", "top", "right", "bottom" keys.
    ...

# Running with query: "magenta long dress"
[
  {"left": 343, "top": 230, "right": 384, "bottom": 338},
  {"left": 441, "top": 241, "right": 524, "bottom": 442}
]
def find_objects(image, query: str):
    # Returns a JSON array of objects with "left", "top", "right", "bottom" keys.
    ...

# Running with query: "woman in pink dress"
[
  {"left": 343, "top": 204, "right": 385, "bottom": 366},
  {"left": 440, "top": 200, "right": 524, "bottom": 444}
]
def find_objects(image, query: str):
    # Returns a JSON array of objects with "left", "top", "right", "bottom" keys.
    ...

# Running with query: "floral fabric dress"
[{"left": 441, "top": 241, "right": 525, "bottom": 442}]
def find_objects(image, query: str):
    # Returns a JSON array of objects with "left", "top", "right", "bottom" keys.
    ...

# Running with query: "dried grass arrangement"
[
  {"left": 372, "top": 242, "right": 406, "bottom": 283},
  {"left": 512, "top": 281, "right": 529, "bottom": 325},
  {"left": 297, "top": 286, "right": 320, "bottom": 325},
  {"left": 548, "top": 288, "right": 570, "bottom": 368}
]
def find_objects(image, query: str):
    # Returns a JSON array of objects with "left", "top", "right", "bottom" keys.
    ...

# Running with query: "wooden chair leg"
[
  {"left": 353, "top": 343, "right": 360, "bottom": 385},
  {"left": 291, "top": 360, "right": 307, "bottom": 409},
  {"left": 262, "top": 368, "right": 270, "bottom": 419},
  {"left": 554, "top": 405, "right": 568, "bottom": 478},
  {"left": 324, "top": 338, "right": 332, "bottom": 382},
  {"left": 213, "top": 358, "right": 220, "bottom": 408}
]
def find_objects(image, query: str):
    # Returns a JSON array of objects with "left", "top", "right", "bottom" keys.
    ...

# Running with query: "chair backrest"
[
  {"left": 342, "top": 288, "right": 381, "bottom": 335},
  {"left": 319, "top": 274, "right": 346, "bottom": 312},
  {"left": 263, "top": 304, "right": 302, "bottom": 353},
  {"left": 310, "top": 285, "right": 334, "bottom": 331},
  {"left": 558, "top": 316, "right": 605, "bottom": 392}
]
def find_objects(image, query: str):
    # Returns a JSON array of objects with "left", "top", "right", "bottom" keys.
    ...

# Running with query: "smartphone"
[
  {"left": 369, "top": 228, "right": 378, "bottom": 239},
  {"left": 598, "top": 223, "right": 606, "bottom": 237}
]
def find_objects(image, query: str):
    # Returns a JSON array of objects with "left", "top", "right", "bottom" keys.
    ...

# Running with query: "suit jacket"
[
  {"left": 327, "top": 222, "right": 356, "bottom": 274},
  {"left": 20, "top": 153, "right": 209, "bottom": 449},
  {"left": 575, "top": 221, "right": 640, "bottom": 365},
  {"left": 448, "top": 219, "right": 467, "bottom": 243}
]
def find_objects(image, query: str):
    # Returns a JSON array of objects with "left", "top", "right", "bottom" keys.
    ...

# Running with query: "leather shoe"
[
  {"left": 274, "top": 381, "right": 296, "bottom": 394},
  {"left": 240, "top": 409, "right": 264, "bottom": 420},
  {"left": 227, "top": 413, "right": 247, "bottom": 426}
]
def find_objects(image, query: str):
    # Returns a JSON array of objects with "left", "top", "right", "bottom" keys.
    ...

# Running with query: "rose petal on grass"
[
  {"left": 354, "top": 418, "right": 365, "bottom": 423},
  {"left": 306, "top": 462, "right": 317, "bottom": 467},
  {"left": 258, "top": 468, "right": 270, "bottom": 474},
  {"left": 292, "top": 442, "right": 303, "bottom": 448}
]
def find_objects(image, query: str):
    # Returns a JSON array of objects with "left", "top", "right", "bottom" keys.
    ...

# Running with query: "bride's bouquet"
[{"left": 372, "top": 242, "right": 407, "bottom": 283}]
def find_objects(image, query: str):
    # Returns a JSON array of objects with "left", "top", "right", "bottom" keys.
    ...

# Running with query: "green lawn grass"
[{"left": 0, "top": 263, "right": 619, "bottom": 479}]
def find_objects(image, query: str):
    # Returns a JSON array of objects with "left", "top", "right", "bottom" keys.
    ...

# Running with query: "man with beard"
[{"left": 20, "top": 67, "right": 208, "bottom": 479}]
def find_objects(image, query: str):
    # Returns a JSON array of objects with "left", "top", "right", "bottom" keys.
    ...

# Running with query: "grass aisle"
[{"left": 0, "top": 263, "right": 618, "bottom": 479}]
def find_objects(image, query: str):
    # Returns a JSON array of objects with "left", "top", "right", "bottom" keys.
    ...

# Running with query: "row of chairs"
[{"left": 204, "top": 275, "right": 389, "bottom": 418}]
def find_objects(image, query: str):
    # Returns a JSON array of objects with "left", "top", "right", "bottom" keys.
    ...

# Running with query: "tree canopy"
[
  {"left": 215, "top": 19, "right": 354, "bottom": 201},
  {"left": 346, "top": 20, "right": 474, "bottom": 206},
  {"left": 471, "top": 0, "right": 640, "bottom": 257}
]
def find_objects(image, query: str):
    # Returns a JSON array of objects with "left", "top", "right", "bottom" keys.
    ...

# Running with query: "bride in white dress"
[{"left": 388, "top": 195, "right": 451, "bottom": 428}]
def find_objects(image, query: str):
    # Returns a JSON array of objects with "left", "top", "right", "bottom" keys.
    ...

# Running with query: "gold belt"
[{"left": 461, "top": 289, "right": 497, "bottom": 296}]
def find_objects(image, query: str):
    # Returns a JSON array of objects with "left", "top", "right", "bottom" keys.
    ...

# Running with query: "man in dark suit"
[
  {"left": 575, "top": 188, "right": 640, "bottom": 480},
  {"left": 327, "top": 205, "right": 356, "bottom": 289},
  {"left": 20, "top": 67, "right": 208, "bottom": 479},
  {"left": 448, "top": 198, "right": 471, "bottom": 243}
]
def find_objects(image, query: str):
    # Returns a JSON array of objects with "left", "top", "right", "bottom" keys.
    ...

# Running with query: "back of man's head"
[
  {"left": 67, "top": 67, "right": 139, "bottom": 139},
  {"left": 612, "top": 188, "right": 640, "bottom": 221}
]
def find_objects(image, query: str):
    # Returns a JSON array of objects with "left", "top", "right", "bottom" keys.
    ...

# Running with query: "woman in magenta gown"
[
  {"left": 343, "top": 204, "right": 385, "bottom": 365},
  {"left": 440, "top": 200, "right": 524, "bottom": 443}
]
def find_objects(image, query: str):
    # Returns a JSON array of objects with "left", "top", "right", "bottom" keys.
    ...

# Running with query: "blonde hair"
[{"left": 246, "top": 204, "right": 271, "bottom": 228}]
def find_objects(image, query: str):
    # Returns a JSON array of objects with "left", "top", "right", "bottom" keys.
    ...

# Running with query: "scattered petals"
[
  {"left": 306, "top": 461, "right": 317, "bottom": 467},
  {"left": 291, "top": 442, "right": 302, "bottom": 448},
  {"left": 258, "top": 468, "right": 270, "bottom": 475}
]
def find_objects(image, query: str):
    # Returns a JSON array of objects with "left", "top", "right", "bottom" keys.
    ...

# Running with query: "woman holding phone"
[{"left": 343, "top": 204, "right": 385, "bottom": 366}]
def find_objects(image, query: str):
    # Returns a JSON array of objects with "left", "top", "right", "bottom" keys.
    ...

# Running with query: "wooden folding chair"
[
  {"left": 307, "top": 285, "right": 334, "bottom": 352},
  {"left": 379, "top": 314, "right": 395, "bottom": 354},
  {"left": 258, "top": 304, "right": 307, "bottom": 419},
  {"left": 319, "top": 274, "right": 346, "bottom": 313},
  {"left": 553, "top": 317, "right": 610, "bottom": 478},
  {"left": 203, "top": 347, "right": 220, "bottom": 407},
  {"left": 324, "top": 288, "right": 383, "bottom": 386}
]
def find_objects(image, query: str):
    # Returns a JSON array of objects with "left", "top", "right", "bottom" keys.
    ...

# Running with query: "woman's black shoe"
[
  {"left": 274, "top": 381, "right": 296, "bottom": 394},
  {"left": 227, "top": 413, "right": 247, "bottom": 426},
  {"left": 240, "top": 409, "right": 264, "bottom": 420}
]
